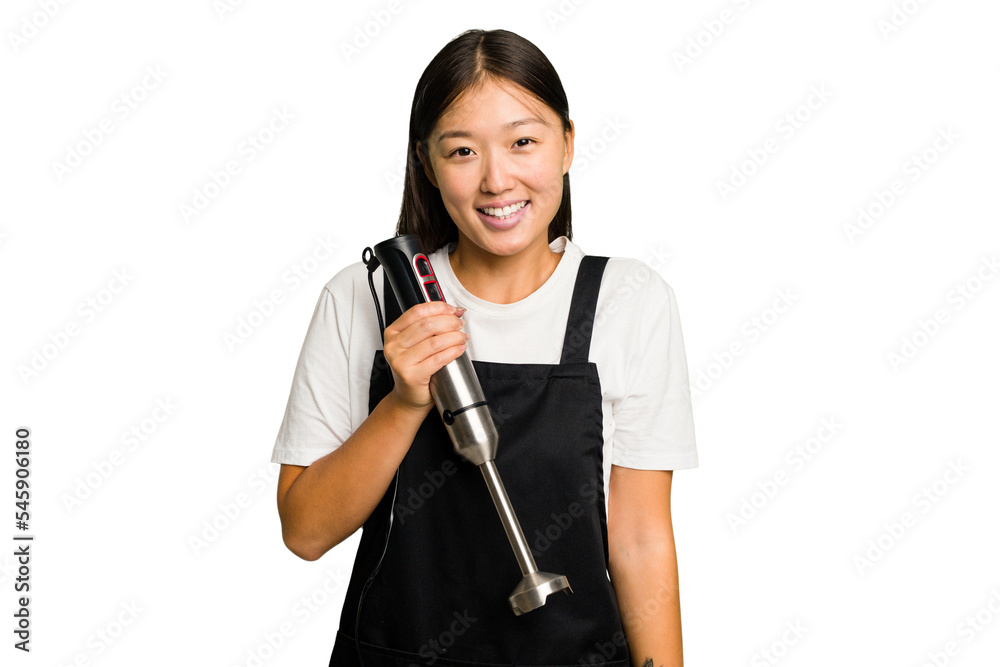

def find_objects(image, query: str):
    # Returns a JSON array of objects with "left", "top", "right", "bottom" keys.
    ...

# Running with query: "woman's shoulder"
[
  {"left": 568, "top": 240, "right": 677, "bottom": 306},
  {"left": 320, "top": 260, "right": 376, "bottom": 303}
]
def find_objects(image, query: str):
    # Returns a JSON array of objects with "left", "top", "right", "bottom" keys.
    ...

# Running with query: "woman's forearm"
[
  {"left": 607, "top": 465, "right": 684, "bottom": 667},
  {"left": 276, "top": 390, "right": 432, "bottom": 560},
  {"left": 609, "top": 541, "right": 684, "bottom": 667}
]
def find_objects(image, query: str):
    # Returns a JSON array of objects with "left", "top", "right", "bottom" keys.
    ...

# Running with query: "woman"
[{"left": 273, "top": 29, "right": 698, "bottom": 667}]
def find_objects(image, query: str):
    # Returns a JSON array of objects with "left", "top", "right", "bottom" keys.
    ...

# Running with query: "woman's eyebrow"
[{"left": 436, "top": 117, "right": 547, "bottom": 143}]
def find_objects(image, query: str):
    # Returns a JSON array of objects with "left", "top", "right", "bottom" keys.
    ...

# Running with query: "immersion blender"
[{"left": 369, "top": 234, "right": 573, "bottom": 615}]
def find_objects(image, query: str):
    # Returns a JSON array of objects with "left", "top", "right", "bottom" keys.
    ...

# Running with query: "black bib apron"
[{"left": 330, "top": 255, "right": 629, "bottom": 667}]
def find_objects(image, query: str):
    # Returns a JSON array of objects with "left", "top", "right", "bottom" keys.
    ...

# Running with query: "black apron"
[{"left": 330, "top": 255, "right": 629, "bottom": 666}]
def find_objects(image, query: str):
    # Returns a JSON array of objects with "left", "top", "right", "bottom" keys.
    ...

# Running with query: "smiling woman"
[
  {"left": 271, "top": 28, "right": 698, "bottom": 667},
  {"left": 415, "top": 77, "right": 574, "bottom": 302},
  {"left": 399, "top": 30, "right": 575, "bottom": 256}
]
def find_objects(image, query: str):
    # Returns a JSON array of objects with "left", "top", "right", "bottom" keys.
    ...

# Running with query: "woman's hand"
[{"left": 382, "top": 302, "right": 468, "bottom": 411}]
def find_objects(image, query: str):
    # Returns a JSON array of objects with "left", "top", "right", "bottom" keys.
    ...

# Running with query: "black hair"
[{"left": 396, "top": 29, "right": 573, "bottom": 252}]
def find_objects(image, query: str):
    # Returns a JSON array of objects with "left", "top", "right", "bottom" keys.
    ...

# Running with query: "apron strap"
[{"left": 560, "top": 255, "right": 609, "bottom": 365}]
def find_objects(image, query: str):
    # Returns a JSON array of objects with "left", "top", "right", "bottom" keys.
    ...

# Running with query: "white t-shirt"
[{"left": 271, "top": 236, "right": 698, "bottom": 475}]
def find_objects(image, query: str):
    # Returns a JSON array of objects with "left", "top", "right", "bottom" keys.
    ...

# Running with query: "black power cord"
[{"left": 354, "top": 248, "right": 399, "bottom": 667}]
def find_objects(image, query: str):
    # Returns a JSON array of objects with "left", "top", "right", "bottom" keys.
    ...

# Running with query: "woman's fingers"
[
  {"left": 382, "top": 302, "right": 468, "bottom": 409},
  {"left": 392, "top": 313, "right": 465, "bottom": 351},
  {"left": 385, "top": 301, "right": 464, "bottom": 338},
  {"left": 396, "top": 329, "right": 468, "bottom": 370}
]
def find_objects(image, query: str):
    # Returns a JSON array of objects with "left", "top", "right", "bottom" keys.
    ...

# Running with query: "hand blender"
[{"left": 369, "top": 234, "right": 573, "bottom": 615}]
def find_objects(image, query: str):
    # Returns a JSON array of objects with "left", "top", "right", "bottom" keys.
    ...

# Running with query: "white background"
[{"left": 2, "top": 0, "right": 999, "bottom": 665}]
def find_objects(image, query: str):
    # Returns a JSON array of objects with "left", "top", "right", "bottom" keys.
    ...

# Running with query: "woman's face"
[{"left": 418, "top": 79, "right": 574, "bottom": 260}]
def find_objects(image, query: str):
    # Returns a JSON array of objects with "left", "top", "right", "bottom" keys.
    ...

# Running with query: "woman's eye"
[
  {"left": 450, "top": 147, "right": 473, "bottom": 157},
  {"left": 514, "top": 138, "right": 534, "bottom": 148}
]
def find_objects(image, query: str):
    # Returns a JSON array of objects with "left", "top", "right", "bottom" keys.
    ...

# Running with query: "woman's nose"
[{"left": 480, "top": 152, "right": 512, "bottom": 194}]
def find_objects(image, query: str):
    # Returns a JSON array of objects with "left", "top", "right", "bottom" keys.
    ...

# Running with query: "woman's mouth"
[{"left": 476, "top": 200, "right": 529, "bottom": 230}]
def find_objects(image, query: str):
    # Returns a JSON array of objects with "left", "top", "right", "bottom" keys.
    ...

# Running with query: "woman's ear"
[
  {"left": 562, "top": 120, "right": 575, "bottom": 175},
  {"left": 415, "top": 141, "right": 439, "bottom": 189}
]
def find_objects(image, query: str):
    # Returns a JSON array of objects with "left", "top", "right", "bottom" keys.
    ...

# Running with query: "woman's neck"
[{"left": 448, "top": 237, "right": 562, "bottom": 304}]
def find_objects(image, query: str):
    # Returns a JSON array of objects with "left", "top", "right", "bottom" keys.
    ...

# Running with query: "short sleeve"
[
  {"left": 609, "top": 275, "right": 698, "bottom": 471},
  {"left": 271, "top": 283, "right": 357, "bottom": 467}
]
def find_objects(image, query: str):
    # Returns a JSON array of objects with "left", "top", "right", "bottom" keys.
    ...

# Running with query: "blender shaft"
[{"left": 479, "top": 460, "right": 538, "bottom": 576}]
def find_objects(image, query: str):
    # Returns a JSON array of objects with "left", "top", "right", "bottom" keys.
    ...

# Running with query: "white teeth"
[{"left": 479, "top": 201, "right": 527, "bottom": 219}]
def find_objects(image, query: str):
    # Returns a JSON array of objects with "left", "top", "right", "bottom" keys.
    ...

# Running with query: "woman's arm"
[
  {"left": 276, "top": 392, "right": 431, "bottom": 560},
  {"left": 607, "top": 465, "right": 684, "bottom": 667},
  {"left": 276, "top": 301, "right": 467, "bottom": 561}
]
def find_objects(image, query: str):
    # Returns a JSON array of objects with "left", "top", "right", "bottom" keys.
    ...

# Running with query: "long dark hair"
[{"left": 396, "top": 29, "right": 573, "bottom": 253}]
